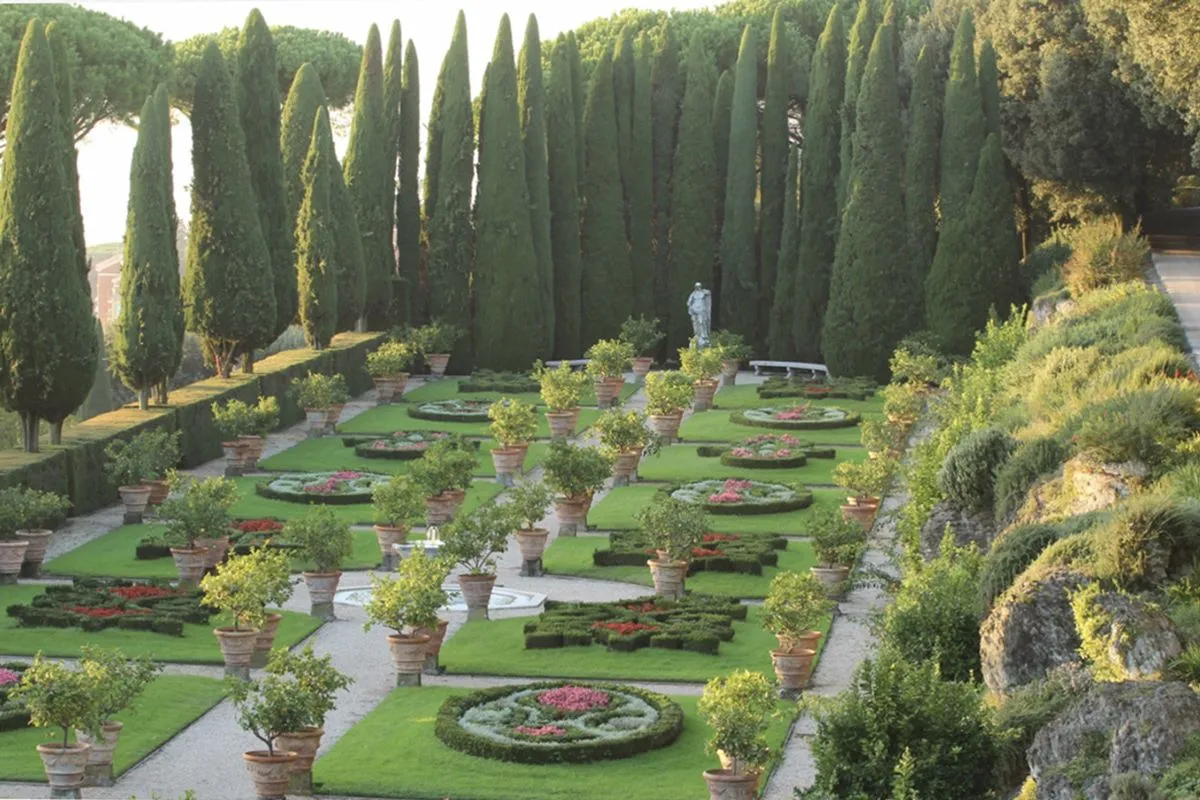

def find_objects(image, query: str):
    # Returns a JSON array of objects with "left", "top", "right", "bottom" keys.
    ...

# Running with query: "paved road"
[{"left": 1152, "top": 252, "right": 1200, "bottom": 361}]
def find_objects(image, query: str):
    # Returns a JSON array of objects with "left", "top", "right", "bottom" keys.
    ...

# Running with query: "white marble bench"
[{"left": 749, "top": 360, "right": 829, "bottom": 377}]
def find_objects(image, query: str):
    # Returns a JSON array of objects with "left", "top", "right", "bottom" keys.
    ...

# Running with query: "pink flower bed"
[
  {"left": 0, "top": 668, "right": 20, "bottom": 687},
  {"left": 514, "top": 724, "right": 567, "bottom": 737},
  {"left": 708, "top": 478, "right": 754, "bottom": 503},
  {"left": 303, "top": 471, "right": 363, "bottom": 494},
  {"left": 773, "top": 405, "right": 811, "bottom": 421},
  {"left": 537, "top": 686, "right": 612, "bottom": 712}
]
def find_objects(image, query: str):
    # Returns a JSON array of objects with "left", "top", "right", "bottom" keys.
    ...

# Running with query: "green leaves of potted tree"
[
  {"left": 595, "top": 409, "right": 652, "bottom": 486},
  {"left": 833, "top": 454, "right": 895, "bottom": 529},
  {"left": 534, "top": 359, "right": 589, "bottom": 438},
  {"left": 619, "top": 315, "right": 665, "bottom": 382},
  {"left": 507, "top": 480, "right": 555, "bottom": 575},
  {"left": 637, "top": 498, "right": 708, "bottom": 599},
  {"left": 410, "top": 440, "right": 476, "bottom": 525},
  {"left": 441, "top": 503, "right": 520, "bottom": 620},
  {"left": 697, "top": 670, "right": 776, "bottom": 799},
  {"left": 268, "top": 646, "right": 353, "bottom": 795},
  {"left": 711, "top": 330, "right": 751, "bottom": 387},
  {"left": 201, "top": 547, "right": 292, "bottom": 679},
  {"left": 76, "top": 646, "right": 160, "bottom": 786},
  {"left": 807, "top": 506, "right": 867, "bottom": 599},
  {"left": 213, "top": 398, "right": 259, "bottom": 476},
  {"left": 291, "top": 373, "right": 350, "bottom": 437},
  {"left": 244, "top": 397, "right": 279, "bottom": 471},
  {"left": 8, "top": 654, "right": 101, "bottom": 795},
  {"left": 762, "top": 572, "right": 832, "bottom": 696},
  {"left": 543, "top": 442, "right": 612, "bottom": 535},
  {"left": 285, "top": 508, "right": 354, "bottom": 620},
  {"left": 644, "top": 370, "right": 694, "bottom": 442},
  {"left": 0, "top": 488, "right": 70, "bottom": 582},
  {"left": 228, "top": 662, "right": 310, "bottom": 799},
  {"left": 486, "top": 398, "right": 538, "bottom": 486},
  {"left": 372, "top": 474, "right": 425, "bottom": 571},
  {"left": 585, "top": 338, "right": 634, "bottom": 409},
  {"left": 366, "top": 340, "right": 416, "bottom": 404},
  {"left": 104, "top": 434, "right": 159, "bottom": 524},
  {"left": 405, "top": 319, "right": 463, "bottom": 378},
  {"left": 141, "top": 429, "right": 182, "bottom": 505},
  {"left": 363, "top": 550, "right": 450, "bottom": 685},
  {"left": 158, "top": 474, "right": 240, "bottom": 585},
  {"left": 679, "top": 339, "right": 725, "bottom": 411}
]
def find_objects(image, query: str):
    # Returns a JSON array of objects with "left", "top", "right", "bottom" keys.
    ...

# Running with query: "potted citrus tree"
[
  {"left": 761, "top": 572, "right": 832, "bottom": 695},
  {"left": 200, "top": 547, "right": 291, "bottom": 679},
  {"left": 372, "top": 474, "right": 424, "bottom": 571},
  {"left": 711, "top": 330, "right": 751, "bottom": 387},
  {"left": 832, "top": 454, "right": 895, "bottom": 528},
  {"left": 367, "top": 339, "right": 415, "bottom": 404},
  {"left": 363, "top": 550, "right": 450, "bottom": 685},
  {"left": 507, "top": 480, "right": 555, "bottom": 575},
  {"left": 679, "top": 339, "right": 724, "bottom": 411},
  {"left": 697, "top": 670, "right": 776, "bottom": 799},
  {"left": 807, "top": 506, "right": 866, "bottom": 598},
  {"left": 103, "top": 435, "right": 158, "bottom": 524},
  {"left": 213, "top": 398, "right": 258, "bottom": 476},
  {"left": 142, "top": 429, "right": 182, "bottom": 505},
  {"left": 244, "top": 397, "right": 279, "bottom": 470},
  {"left": 535, "top": 359, "right": 589, "bottom": 438},
  {"left": 441, "top": 502, "right": 520, "bottom": 620},
  {"left": 407, "top": 319, "right": 463, "bottom": 378},
  {"left": 637, "top": 498, "right": 707, "bottom": 599},
  {"left": 0, "top": 499, "right": 28, "bottom": 585},
  {"left": 410, "top": 442, "right": 477, "bottom": 525},
  {"left": 585, "top": 338, "right": 634, "bottom": 408},
  {"left": 292, "top": 372, "right": 334, "bottom": 437},
  {"left": 268, "top": 646, "right": 353, "bottom": 795},
  {"left": 486, "top": 398, "right": 538, "bottom": 486},
  {"left": 644, "top": 370, "right": 694, "bottom": 442},
  {"left": 76, "top": 646, "right": 160, "bottom": 786},
  {"left": 227, "top": 665, "right": 305, "bottom": 799},
  {"left": 542, "top": 442, "right": 612, "bottom": 535},
  {"left": 159, "top": 474, "right": 240, "bottom": 584},
  {"left": 8, "top": 654, "right": 101, "bottom": 796},
  {"left": 0, "top": 488, "right": 69, "bottom": 581},
  {"left": 595, "top": 409, "right": 652, "bottom": 486},
  {"left": 619, "top": 315, "right": 665, "bottom": 382},
  {"left": 285, "top": 508, "right": 354, "bottom": 620}
]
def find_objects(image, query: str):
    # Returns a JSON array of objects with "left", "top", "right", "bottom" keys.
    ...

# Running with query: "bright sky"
[{"left": 75, "top": 0, "right": 713, "bottom": 247}]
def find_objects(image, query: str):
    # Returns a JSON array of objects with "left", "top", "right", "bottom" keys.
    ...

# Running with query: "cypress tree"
[
  {"left": 296, "top": 108, "right": 338, "bottom": 350},
  {"left": 425, "top": 11, "right": 475, "bottom": 369},
  {"left": 903, "top": 46, "right": 941, "bottom": 326},
  {"left": 666, "top": 38, "right": 718, "bottom": 354},
  {"left": 759, "top": 8, "right": 790, "bottom": 344},
  {"left": 236, "top": 10, "right": 291, "bottom": 352},
  {"left": 711, "top": 70, "right": 733, "bottom": 272},
  {"left": 547, "top": 36, "right": 582, "bottom": 358},
  {"left": 821, "top": 23, "right": 914, "bottom": 381},
  {"left": 382, "top": 21, "right": 404, "bottom": 321},
  {"left": 113, "top": 85, "right": 183, "bottom": 411},
  {"left": 579, "top": 44, "right": 633, "bottom": 346},
  {"left": 474, "top": 15, "right": 542, "bottom": 370},
  {"left": 837, "top": 0, "right": 878, "bottom": 213},
  {"left": 328, "top": 121, "right": 368, "bottom": 333},
  {"left": 281, "top": 63, "right": 326, "bottom": 225},
  {"left": 978, "top": 39, "right": 1001, "bottom": 140},
  {"left": 566, "top": 32, "right": 585, "bottom": 196},
  {"left": 396, "top": 40, "right": 421, "bottom": 324},
  {"left": 612, "top": 25, "right": 635, "bottom": 213},
  {"left": 0, "top": 19, "right": 98, "bottom": 451},
  {"left": 628, "top": 34, "right": 654, "bottom": 317},
  {"left": 183, "top": 42, "right": 275, "bottom": 378},
  {"left": 939, "top": 10, "right": 984, "bottom": 224},
  {"left": 650, "top": 21, "right": 680, "bottom": 331},
  {"left": 767, "top": 145, "right": 800, "bottom": 359},
  {"left": 518, "top": 14, "right": 554, "bottom": 355},
  {"left": 718, "top": 26, "right": 759, "bottom": 341},
  {"left": 793, "top": 6, "right": 846, "bottom": 361},
  {"left": 78, "top": 319, "right": 115, "bottom": 421}
]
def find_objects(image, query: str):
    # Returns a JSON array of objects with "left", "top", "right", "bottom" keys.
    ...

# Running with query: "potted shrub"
[
  {"left": 761, "top": 572, "right": 832, "bottom": 695},
  {"left": 860, "top": 418, "right": 906, "bottom": 460},
  {"left": 807, "top": 506, "right": 866, "bottom": 598},
  {"left": 323, "top": 374, "right": 350, "bottom": 432},
  {"left": 244, "top": 397, "right": 279, "bottom": 470},
  {"left": 585, "top": 338, "right": 634, "bottom": 408},
  {"left": 76, "top": 646, "right": 160, "bottom": 786},
  {"left": 201, "top": 547, "right": 291, "bottom": 679},
  {"left": 486, "top": 398, "right": 538, "bottom": 485},
  {"left": 441, "top": 502, "right": 520, "bottom": 620},
  {"left": 697, "top": 670, "right": 776, "bottom": 799},
  {"left": 103, "top": 435, "right": 159, "bottom": 523},
  {"left": 291, "top": 373, "right": 348, "bottom": 436},
  {"left": 363, "top": 550, "right": 450, "bottom": 684},
  {"left": 595, "top": 409, "right": 652, "bottom": 486},
  {"left": 372, "top": 474, "right": 425, "bottom": 570},
  {"left": 711, "top": 330, "right": 751, "bottom": 387},
  {"left": 285, "top": 508, "right": 354, "bottom": 620},
  {"left": 9, "top": 655, "right": 101, "bottom": 795},
  {"left": 542, "top": 442, "right": 612, "bottom": 535},
  {"left": 883, "top": 380, "right": 924, "bottom": 428},
  {"left": 679, "top": 339, "right": 724, "bottom": 411},
  {"left": 535, "top": 359, "right": 589, "bottom": 438},
  {"left": 619, "top": 315, "right": 665, "bottom": 382},
  {"left": 644, "top": 370, "right": 694, "bottom": 441},
  {"left": 0, "top": 488, "right": 70, "bottom": 581},
  {"left": 213, "top": 399, "right": 258, "bottom": 476},
  {"left": 141, "top": 430, "right": 182, "bottom": 505},
  {"left": 832, "top": 455, "right": 895, "bottom": 528},
  {"left": 507, "top": 480, "right": 555, "bottom": 574},
  {"left": 406, "top": 319, "right": 463, "bottom": 378},
  {"left": 410, "top": 441, "right": 477, "bottom": 525},
  {"left": 0, "top": 499, "right": 28, "bottom": 585},
  {"left": 233, "top": 546, "right": 295, "bottom": 665},
  {"left": 227, "top": 666, "right": 305, "bottom": 799},
  {"left": 637, "top": 498, "right": 707, "bottom": 599},
  {"left": 367, "top": 339, "right": 416, "bottom": 404},
  {"left": 159, "top": 474, "right": 240, "bottom": 584},
  {"left": 268, "top": 646, "right": 353, "bottom": 795}
]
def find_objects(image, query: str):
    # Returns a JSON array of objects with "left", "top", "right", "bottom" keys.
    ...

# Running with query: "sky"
[{"left": 75, "top": 0, "right": 714, "bottom": 247}]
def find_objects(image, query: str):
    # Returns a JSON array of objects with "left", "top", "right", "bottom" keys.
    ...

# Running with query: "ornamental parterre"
[
  {"left": 668, "top": 478, "right": 813, "bottom": 514},
  {"left": 407, "top": 398, "right": 494, "bottom": 423},
  {"left": 0, "top": 661, "right": 30, "bottom": 732},
  {"left": 732, "top": 404, "right": 861, "bottom": 430},
  {"left": 593, "top": 530, "right": 787, "bottom": 575},
  {"left": 346, "top": 430, "right": 453, "bottom": 460},
  {"left": 5, "top": 578, "right": 213, "bottom": 636},
  {"left": 256, "top": 471, "right": 390, "bottom": 504},
  {"left": 435, "top": 681, "right": 684, "bottom": 764}
]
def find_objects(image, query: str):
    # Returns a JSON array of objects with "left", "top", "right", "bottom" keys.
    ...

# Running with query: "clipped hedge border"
[
  {"left": 0, "top": 661, "right": 30, "bottom": 732},
  {"left": 593, "top": 531, "right": 787, "bottom": 575},
  {"left": 757, "top": 387, "right": 871, "bottom": 401},
  {"left": 406, "top": 404, "right": 492, "bottom": 423},
  {"left": 255, "top": 480, "right": 381, "bottom": 506},
  {"left": 730, "top": 409, "right": 862, "bottom": 431},
  {"left": 656, "top": 483, "right": 814, "bottom": 516},
  {"left": 720, "top": 452, "right": 809, "bottom": 469},
  {"left": 434, "top": 681, "right": 684, "bottom": 765},
  {"left": 458, "top": 372, "right": 539, "bottom": 394}
]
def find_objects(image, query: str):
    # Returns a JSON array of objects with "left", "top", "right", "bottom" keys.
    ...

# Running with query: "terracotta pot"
[
  {"left": 37, "top": 743, "right": 90, "bottom": 792},
  {"left": 304, "top": 409, "right": 326, "bottom": 436},
  {"left": 593, "top": 378, "right": 619, "bottom": 409},
  {"left": 720, "top": 360, "right": 740, "bottom": 386},
  {"left": 797, "top": 629, "right": 823, "bottom": 652},
  {"left": 424, "top": 493, "right": 455, "bottom": 525},
  {"left": 717, "top": 751, "right": 763, "bottom": 778},
  {"left": 458, "top": 573, "right": 496, "bottom": 618},
  {"left": 490, "top": 446, "right": 525, "bottom": 478},
  {"left": 387, "top": 632, "right": 431, "bottom": 677},
  {"left": 373, "top": 375, "right": 398, "bottom": 404},
  {"left": 75, "top": 721, "right": 123, "bottom": 768},
  {"left": 147, "top": 479, "right": 171, "bottom": 505},
  {"left": 374, "top": 524, "right": 408, "bottom": 558},
  {"left": 612, "top": 450, "right": 641, "bottom": 482},
  {"left": 632, "top": 357, "right": 653, "bottom": 381},
  {"left": 444, "top": 488, "right": 467, "bottom": 515},
  {"left": 391, "top": 372, "right": 410, "bottom": 398},
  {"left": 415, "top": 618, "right": 450, "bottom": 657},
  {"left": 325, "top": 404, "right": 344, "bottom": 430},
  {"left": 254, "top": 613, "right": 283, "bottom": 652},
  {"left": 840, "top": 502, "right": 876, "bottom": 530},
  {"left": 516, "top": 528, "right": 549, "bottom": 562},
  {"left": 703, "top": 768, "right": 759, "bottom": 800},
  {"left": 554, "top": 494, "right": 589, "bottom": 535},
  {"left": 510, "top": 441, "right": 530, "bottom": 470},
  {"left": 273, "top": 727, "right": 323, "bottom": 774},
  {"left": 567, "top": 406, "right": 582, "bottom": 429},
  {"left": 303, "top": 571, "right": 342, "bottom": 606},
  {"left": 170, "top": 546, "right": 208, "bottom": 586},
  {"left": 648, "top": 559, "right": 687, "bottom": 599},
  {"left": 222, "top": 440, "right": 250, "bottom": 474},
  {"left": 195, "top": 535, "right": 230, "bottom": 569},
  {"left": 427, "top": 353, "right": 451, "bottom": 378},
  {"left": 811, "top": 565, "right": 851, "bottom": 599},
  {"left": 692, "top": 379, "right": 719, "bottom": 411},
  {"left": 244, "top": 750, "right": 297, "bottom": 800},
  {"left": 648, "top": 412, "right": 683, "bottom": 442},
  {"left": 238, "top": 435, "right": 266, "bottom": 470},
  {"left": 214, "top": 627, "right": 260, "bottom": 669},
  {"left": 772, "top": 648, "right": 816, "bottom": 692},
  {"left": 546, "top": 410, "right": 576, "bottom": 439},
  {"left": 118, "top": 484, "right": 152, "bottom": 517},
  {"left": 14, "top": 530, "right": 49, "bottom": 565},
  {"left": 606, "top": 376, "right": 626, "bottom": 401}
]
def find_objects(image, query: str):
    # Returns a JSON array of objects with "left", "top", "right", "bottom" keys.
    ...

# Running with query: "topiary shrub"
[
  {"left": 937, "top": 427, "right": 1017, "bottom": 512},
  {"left": 994, "top": 438, "right": 1068, "bottom": 522}
]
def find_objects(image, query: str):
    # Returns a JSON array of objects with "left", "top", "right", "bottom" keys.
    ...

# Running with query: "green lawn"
[
  {"left": 313, "top": 687, "right": 796, "bottom": 800},
  {"left": 0, "top": 585, "right": 322, "bottom": 663},
  {"left": 338, "top": 405, "right": 603, "bottom": 438},
  {"left": 585, "top": 484, "right": 844, "bottom": 533},
  {"left": 542, "top": 536, "right": 818, "bottom": 598},
  {"left": 637, "top": 445, "right": 866, "bottom": 486},
  {"left": 403, "top": 377, "right": 638, "bottom": 408},
  {"left": 712, "top": 384, "right": 884, "bottom": 414},
  {"left": 259, "top": 436, "right": 549, "bottom": 478},
  {"left": 229, "top": 477, "right": 505, "bottom": 525},
  {"left": 679, "top": 409, "right": 867, "bottom": 445},
  {"left": 0, "top": 675, "right": 226, "bottom": 781}
]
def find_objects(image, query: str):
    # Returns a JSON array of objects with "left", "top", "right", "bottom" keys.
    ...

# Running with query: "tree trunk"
[
  {"left": 138, "top": 387, "right": 149, "bottom": 411},
  {"left": 19, "top": 412, "right": 38, "bottom": 453},
  {"left": 49, "top": 421, "right": 63, "bottom": 445},
  {"left": 154, "top": 381, "right": 168, "bottom": 406},
  {"left": 242, "top": 350, "right": 255, "bottom": 374}
]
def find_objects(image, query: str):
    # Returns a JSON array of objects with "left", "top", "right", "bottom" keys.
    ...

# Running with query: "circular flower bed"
[
  {"left": 669, "top": 478, "right": 813, "bottom": 514},
  {"left": 435, "top": 681, "right": 683, "bottom": 764},
  {"left": 352, "top": 430, "right": 452, "bottom": 460},
  {"left": 732, "top": 404, "right": 861, "bottom": 430},
  {"left": 408, "top": 398, "right": 493, "bottom": 423},
  {"left": 720, "top": 433, "right": 812, "bottom": 469},
  {"left": 256, "top": 471, "right": 390, "bottom": 505}
]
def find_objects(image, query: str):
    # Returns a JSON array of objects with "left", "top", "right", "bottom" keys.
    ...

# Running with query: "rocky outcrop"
[
  {"left": 1028, "top": 681, "right": 1200, "bottom": 800},
  {"left": 1074, "top": 589, "right": 1182, "bottom": 681},
  {"left": 1031, "top": 291, "right": 1075, "bottom": 328},
  {"left": 919, "top": 500, "right": 999, "bottom": 560},
  {"left": 1016, "top": 458, "right": 1148, "bottom": 525}
]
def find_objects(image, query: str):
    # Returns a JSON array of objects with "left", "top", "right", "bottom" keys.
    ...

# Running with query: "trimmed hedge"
[
  {"left": 255, "top": 475, "right": 386, "bottom": 506},
  {"left": 731, "top": 409, "right": 862, "bottom": 431},
  {"left": 0, "top": 332, "right": 384, "bottom": 515},
  {"left": 756, "top": 376, "right": 874, "bottom": 401},
  {"left": 6, "top": 578, "right": 213, "bottom": 636},
  {"left": 0, "top": 661, "right": 30, "bottom": 732},
  {"left": 406, "top": 403, "right": 493, "bottom": 423},
  {"left": 659, "top": 483, "right": 814, "bottom": 515},
  {"left": 696, "top": 443, "right": 835, "bottom": 461},
  {"left": 458, "top": 370, "right": 539, "bottom": 394},
  {"left": 721, "top": 452, "right": 809, "bottom": 469},
  {"left": 593, "top": 531, "right": 786, "bottom": 575}
]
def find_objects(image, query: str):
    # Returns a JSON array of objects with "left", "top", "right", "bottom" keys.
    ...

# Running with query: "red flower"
[
  {"left": 536, "top": 685, "right": 613, "bottom": 711},
  {"left": 109, "top": 585, "right": 176, "bottom": 600},
  {"left": 65, "top": 605, "right": 150, "bottom": 619},
  {"left": 703, "top": 533, "right": 739, "bottom": 542},
  {"left": 691, "top": 547, "right": 726, "bottom": 558},
  {"left": 591, "top": 622, "right": 659, "bottom": 637},
  {"left": 624, "top": 602, "right": 666, "bottom": 612},
  {"left": 234, "top": 519, "right": 284, "bottom": 533}
]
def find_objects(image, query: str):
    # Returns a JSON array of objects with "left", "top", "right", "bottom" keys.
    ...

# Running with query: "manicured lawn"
[
  {"left": 313, "top": 687, "right": 796, "bottom": 800},
  {"left": 0, "top": 584, "right": 322, "bottom": 663},
  {"left": 403, "top": 377, "right": 638, "bottom": 408},
  {"left": 0, "top": 675, "right": 226, "bottom": 781},
  {"left": 541, "top": 536, "right": 818, "bottom": 598},
  {"left": 637, "top": 444, "right": 866, "bottom": 486},
  {"left": 338, "top": 405, "right": 603, "bottom": 438},
  {"left": 679, "top": 409, "right": 867, "bottom": 445},
  {"left": 712, "top": 384, "right": 884, "bottom": 414},
  {"left": 585, "top": 484, "right": 844, "bottom": 533},
  {"left": 258, "top": 436, "right": 549, "bottom": 478},
  {"left": 229, "top": 477, "right": 505, "bottom": 525}
]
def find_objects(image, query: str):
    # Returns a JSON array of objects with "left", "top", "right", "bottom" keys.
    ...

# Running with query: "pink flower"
[
  {"left": 774, "top": 405, "right": 810, "bottom": 421},
  {"left": 303, "top": 478, "right": 338, "bottom": 494},
  {"left": 781, "top": 435, "right": 801, "bottom": 445},
  {"left": 731, "top": 448, "right": 753, "bottom": 457},
  {"left": 331, "top": 471, "right": 362, "bottom": 480},
  {"left": 537, "top": 686, "right": 611, "bottom": 712},
  {"left": 514, "top": 724, "right": 567, "bottom": 737},
  {"left": 707, "top": 491, "right": 743, "bottom": 504},
  {"left": 723, "top": 479, "right": 752, "bottom": 491},
  {"left": 0, "top": 668, "right": 20, "bottom": 687}
]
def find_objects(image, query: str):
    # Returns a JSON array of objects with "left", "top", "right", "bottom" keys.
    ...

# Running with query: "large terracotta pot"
[
  {"left": 811, "top": 565, "right": 851, "bottom": 599},
  {"left": 631, "top": 357, "right": 653, "bottom": 382},
  {"left": 373, "top": 375, "right": 399, "bottom": 404},
  {"left": 195, "top": 535, "right": 230, "bottom": 569},
  {"left": 717, "top": 752, "right": 763, "bottom": 779},
  {"left": 37, "top": 743, "right": 90, "bottom": 792},
  {"left": 15, "top": 529, "right": 52, "bottom": 578},
  {"left": 415, "top": 618, "right": 450, "bottom": 657},
  {"left": 387, "top": 632, "right": 431, "bottom": 685},
  {"left": 612, "top": 450, "right": 641, "bottom": 485},
  {"left": 146, "top": 479, "right": 171, "bottom": 506},
  {"left": 273, "top": 726, "right": 323, "bottom": 775},
  {"left": 554, "top": 494, "right": 589, "bottom": 535},
  {"left": 648, "top": 412, "right": 683, "bottom": 442},
  {"left": 490, "top": 447, "right": 524, "bottom": 483},
  {"left": 702, "top": 768, "right": 758, "bottom": 800},
  {"left": 772, "top": 648, "right": 816, "bottom": 693},
  {"left": 444, "top": 488, "right": 467, "bottom": 515},
  {"left": 841, "top": 499, "right": 877, "bottom": 530},
  {"left": 424, "top": 492, "right": 455, "bottom": 525},
  {"left": 238, "top": 435, "right": 266, "bottom": 470},
  {"left": 720, "top": 360, "right": 740, "bottom": 387},
  {"left": 458, "top": 573, "right": 496, "bottom": 620},
  {"left": 375, "top": 524, "right": 407, "bottom": 568},
  {"left": 777, "top": 629, "right": 823, "bottom": 654},
  {"left": 75, "top": 720, "right": 123, "bottom": 779},
  {"left": 391, "top": 372, "right": 410, "bottom": 398},
  {"left": 648, "top": 559, "right": 687, "bottom": 600},
  {"left": 546, "top": 410, "right": 575, "bottom": 439},
  {"left": 244, "top": 750, "right": 297, "bottom": 800},
  {"left": 567, "top": 406, "right": 582, "bottom": 430},
  {"left": 303, "top": 571, "right": 342, "bottom": 606},
  {"left": 254, "top": 613, "right": 283, "bottom": 652},
  {"left": 692, "top": 379, "right": 719, "bottom": 411},
  {"left": 325, "top": 404, "right": 345, "bottom": 432},
  {"left": 515, "top": 528, "right": 549, "bottom": 562},
  {"left": 118, "top": 484, "right": 152, "bottom": 522},
  {"left": 214, "top": 627, "right": 259, "bottom": 673},
  {"left": 427, "top": 353, "right": 451, "bottom": 378},
  {"left": 304, "top": 409, "right": 326, "bottom": 437},
  {"left": 170, "top": 546, "right": 208, "bottom": 587},
  {"left": 0, "top": 539, "right": 30, "bottom": 583},
  {"left": 594, "top": 378, "right": 620, "bottom": 409},
  {"left": 222, "top": 440, "right": 250, "bottom": 475}
]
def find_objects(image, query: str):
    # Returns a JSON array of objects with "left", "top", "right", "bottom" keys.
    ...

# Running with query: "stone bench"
[
  {"left": 749, "top": 360, "right": 829, "bottom": 377},
  {"left": 545, "top": 359, "right": 590, "bottom": 370}
]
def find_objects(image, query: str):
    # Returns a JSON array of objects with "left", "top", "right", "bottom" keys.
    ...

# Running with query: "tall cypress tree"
[
  {"left": 837, "top": 0, "right": 878, "bottom": 213},
  {"left": 236, "top": 10, "right": 291, "bottom": 355},
  {"left": 183, "top": 42, "right": 274, "bottom": 379},
  {"left": 978, "top": 39, "right": 1002, "bottom": 140},
  {"left": 759, "top": 8, "right": 790, "bottom": 345},
  {"left": 768, "top": 145, "right": 800, "bottom": 359},
  {"left": 821, "top": 22, "right": 913, "bottom": 381},
  {"left": 281, "top": 63, "right": 326, "bottom": 225},
  {"left": 793, "top": 6, "right": 846, "bottom": 361},
  {"left": 711, "top": 70, "right": 733, "bottom": 279},
  {"left": 547, "top": 36, "right": 582, "bottom": 358},
  {"left": 566, "top": 32, "right": 585, "bottom": 196},
  {"left": 612, "top": 24, "right": 635, "bottom": 215},
  {"left": 666, "top": 38, "right": 718, "bottom": 354},
  {"left": 425, "top": 11, "right": 475, "bottom": 369},
  {"left": 579, "top": 44, "right": 632, "bottom": 346},
  {"left": 396, "top": 40, "right": 421, "bottom": 324},
  {"left": 0, "top": 19, "right": 98, "bottom": 451},
  {"left": 296, "top": 108, "right": 338, "bottom": 350},
  {"left": 328, "top": 117, "right": 367, "bottom": 334},
  {"left": 518, "top": 14, "right": 554, "bottom": 356},
  {"left": 382, "top": 21, "right": 404, "bottom": 321},
  {"left": 113, "top": 85, "right": 183, "bottom": 411},
  {"left": 939, "top": 10, "right": 983, "bottom": 224},
  {"left": 718, "top": 26, "right": 759, "bottom": 340},
  {"left": 650, "top": 21, "right": 680, "bottom": 332},
  {"left": 474, "top": 15, "right": 542, "bottom": 370},
  {"left": 903, "top": 45, "right": 941, "bottom": 325},
  {"left": 628, "top": 33, "right": 654, "bottom": 318}
]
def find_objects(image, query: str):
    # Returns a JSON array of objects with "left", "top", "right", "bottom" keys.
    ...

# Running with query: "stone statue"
[{"left": 687, "top": 283, "right": 712, "bottom": 347}]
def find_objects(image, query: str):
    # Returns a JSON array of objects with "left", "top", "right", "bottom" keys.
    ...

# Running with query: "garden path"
[{"left": 1151, "top": 251, "right": 1200, "bottom": 364}]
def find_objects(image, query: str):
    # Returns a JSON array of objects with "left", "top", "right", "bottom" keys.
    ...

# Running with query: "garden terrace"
[
  {"left": 593, "top": 531, "right": 788, "bottom": 575},
  {"left": 258, "top": 435, "right": 548, "bottom": 476},
  {"left": 522, "top": 596, "right": 745, "bottom": 655}
]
